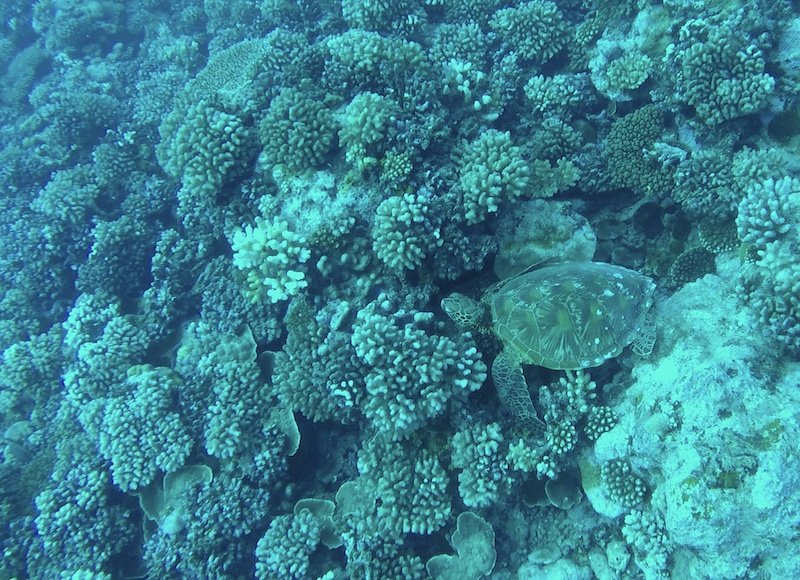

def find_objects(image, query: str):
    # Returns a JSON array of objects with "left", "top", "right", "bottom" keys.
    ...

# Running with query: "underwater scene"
[{"left": 1, "top": 0, "right": 799, "bottom": 578}]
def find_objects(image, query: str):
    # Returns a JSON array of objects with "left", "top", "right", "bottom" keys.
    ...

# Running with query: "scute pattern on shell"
[{"left": 490, "top": 262, "right": 655, "bottom": 370}]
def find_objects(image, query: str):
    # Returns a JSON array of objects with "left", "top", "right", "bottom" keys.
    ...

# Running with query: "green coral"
[
  {"left": 324, "top": 31, "right": 426, "bottom": 92},
  {"left": 254, "top": 510, "right": 321, "bottom": 579},
  {"left": 380, "top": 149, "right": 413, "bottom": 187},
  {"left": 33, "top": 439, "right": 133, "bottom": 576},
  {"left": 533, "top": 370, "right": 600, "bottom": 478},
  {"left": 665, "top": 247, "right": 716, "bottom": 290},
  {"left": 363, "top": 438, "right": 451, "bottom": 535},
  {"left": 602, "top": 458, "right": 647, "bottom": 509},
  {"left": 326, "top": 29, "right": 386, "bottom": 72},
  {"left": 98, "top": 365, "right": 192, "bottom": 492},
  {"left": 175, "top": 323, "right": 270, "bottom": 459},
  {"left": 0, "top": 325, "right": 65, "bottom": 415},
  {"left": 63, "top": 313, "right": 151, "bottom": 432},
  {"left": 451, "top": 422, "right": 510, "bottom": 508},
  {"left": 585, "top": 405, "right": 618, "bottom": 441},
  {"left": 622, "top": 509, "right": 671, "bottom": 577},
  {"left": 736, "top": 177, "right": 800, "bottom": 251},
  {"left": 668, "top": 16, "right": 775, "bottom": 125},
  {"left": 458, "top": 129, "right": 530, "bottom": 224},
  {"left": 430, "top": 22, "right": 488, "bottom": 67},
  {"left": 675, "top": 147, "right": 788, "bottom": 221},
  {"left": 181, "top": 37, "right": 272, "bottom": 105},
  {"left": 442, "top": 58, "right": 492, "bottom": 111},
  {"left": 340, "top": 436, "right": 451, "bottom": 540},
  {"left": 31, "top": 164, "right": 100, "bottom": 225},
  {"left": 528, "top": 156, "right": 580, "bottom": 196},
  {"left": 338, "top": 91, "right": 396, "bottom": 173},
  {"left": 138, "top": 465, "right": 214, "bottom": 535},
  {"left": 442, "top": 0, "right": 503, "bottom": 25},
  {"left": 605, "top": 105, "right": 673, "bottom": 197},
  {"left": 605, "top": 52, "right": 652, "bottom": 93},
  {"left": 372, "top": 191, "right": 442, "bottom": 271},
  {"left": 340, "top": 0, "right": 423, "bottom": 32},
  {"left": 523, "top": 74, "right": 585, "bottom": 118},
  {"left": 489, "top": 1, "right": 567, "bottom": 65},
  {"left": 271, "top": 299, "right": 365, "bottom": 424},
  {"left": 351, "top": 301, "right": 487, "bottom": 440},
  {"left": 157, "top": 98, "right": 253, "bottom": 196},
  {"left": 257, "top": 86, "right": 336, "bottom": 172},
  {"left": 736, "top": 177, "right": 800, "bottom": 353},
  {"left": 739, "top": 237, "right": 800, "bottom": 354},
  {"left": 698, "top": 220, "right": 739, "bottom": 254}
]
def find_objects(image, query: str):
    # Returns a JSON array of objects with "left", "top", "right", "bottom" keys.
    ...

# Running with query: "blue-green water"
[{"left": 1, "top": 0, "right": 799, "bottom": 578}]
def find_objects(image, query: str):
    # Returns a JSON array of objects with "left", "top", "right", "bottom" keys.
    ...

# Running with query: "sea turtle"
[{"left": 441, "top": 261, "right": 656, "bottom": 433}]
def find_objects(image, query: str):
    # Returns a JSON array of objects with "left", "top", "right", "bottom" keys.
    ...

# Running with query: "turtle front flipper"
[{"left": 492, "top": 348, "right": 545, "bottom": 436}]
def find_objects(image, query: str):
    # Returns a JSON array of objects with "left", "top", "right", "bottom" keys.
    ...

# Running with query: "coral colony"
[{"left": 1, "top": 0, "right": 799, "bottom": 578}]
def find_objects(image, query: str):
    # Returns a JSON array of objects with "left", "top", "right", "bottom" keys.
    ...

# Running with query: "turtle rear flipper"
[{"left": 492, "top": 349, "right": 545, "bottom": 436}]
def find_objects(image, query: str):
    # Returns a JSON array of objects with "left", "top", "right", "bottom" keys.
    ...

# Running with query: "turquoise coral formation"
[
  {"left": 736, "top": 177, "right": 800, "bottom": 250},
  {"left": 457, "top": 129, "right": 530, "bottom": 224},
  {"left": 371, "top": 190, "right": 442, "bottom": 271},
  {"left": 229, "top": 216, "right": 312, "bottom": 303},
  {"left": 254, "top": 510, "right": 321, "bottom": 579},
  {"left": 97, "top": 365, "right": 192, "bottom": 492},
  {"left": 451, "top": 422, "right": 510, "bottom": 508},
  {"left": 2, "top": 0, "right": 800, "bottom": 578},
  {"left": 667, "top": 15, "right": 776, "bottom": 125},
  {"left": 175, "top": 322, "right": 271, "bottom": 459},
  {"left": 351, "top": 300, "right": 487, "bottom": 439},
  {"left": 271, "top": 299, "right": 365, "bottom": 424},
  {"left": 157, "top": 98, "right": 253, "bottom": 196},
  {"left": 605, "top": 104, "right": 673, "bottom": 197},
  {"left": 489, "top": 1, "right": 567, "bottom": 65},
  {"left": 257, "top": 86, "right": 336, "bottom": 172}
]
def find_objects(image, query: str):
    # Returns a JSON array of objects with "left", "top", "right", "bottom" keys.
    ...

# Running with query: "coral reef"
[{"left": 1, "top": 0, "right": 799, "bottom": 577}]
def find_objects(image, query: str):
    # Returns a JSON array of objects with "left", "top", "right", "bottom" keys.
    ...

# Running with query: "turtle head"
[{"left": 441, "top": 293, "right": 489, "bottom": 329}]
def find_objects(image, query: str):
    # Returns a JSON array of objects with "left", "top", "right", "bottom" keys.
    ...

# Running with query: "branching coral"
[
  {"left": 451, "top": 422, "right": 510, "bottom": 508},
  {"left": 457, "top": 129, "right": 530, "bottom": 224},
  {"left": 372, "top": 190, "right": 442, "bottom": 271},
  {"left": 97, "top": 365, "right": 192, "bottom": 492},
  {"left": 351, "top": 300, "right": 487, "bottom": 439},
  {"left": 175, "top": 322, "right": 270, "bottom": 459},
  {"left": 230, "top": 216, "right": 311, "bottom": 304},
  {"left": 489, "top": 1, "right": 567, "bottom": 65},
  {"left": 666, "top": 16, "right": 775, "bottom": 125},
  {"left": 258, "top": 86, "right": 336, "bottom": 172}
]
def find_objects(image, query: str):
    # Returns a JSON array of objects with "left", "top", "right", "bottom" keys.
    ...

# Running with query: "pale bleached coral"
[{"left": 230, "top": 216, "right": 311, "bottom": 304}]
